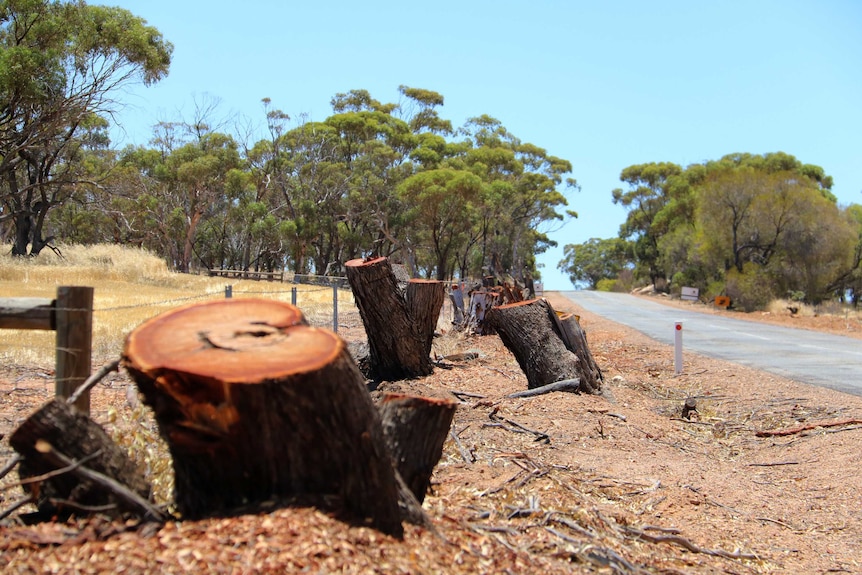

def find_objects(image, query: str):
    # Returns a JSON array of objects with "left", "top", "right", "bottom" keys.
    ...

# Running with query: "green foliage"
[
  {"left": 607, "top": 151, "right": 854, "bottom": 309},
  {"left": 0, "top": 0, "right": 172, "bottom": 256},
  {"left": 725, "top": 264, "right": 777, "bottom": 312},
  {"left": 558, "top": 237, "right": 629, "bottom": 289}
]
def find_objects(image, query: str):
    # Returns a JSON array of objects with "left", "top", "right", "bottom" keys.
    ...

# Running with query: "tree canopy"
[
  {"left": 562, "top": 151, "right": 862, "bottom": 308},
  {"left": 0, "top": 0, "right": 172, "bottom": 256}
]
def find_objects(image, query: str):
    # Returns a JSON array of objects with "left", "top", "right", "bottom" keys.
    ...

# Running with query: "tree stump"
[
  {"left": 449, "top": 283, "right": 466, "bottom": 328},
  {"left": 377, "top": 394, "right": 457, "bottom": 503},
  {"left": 345, "top": 257, "right": 443, "bottom": 380},
  {"left": 9, "top": 399, "right": 152, "bottom": 519},
  {"left": 486, "top": 298, "right": 602, "bottom": 394},
  {"left": 467, "top": 290, "right": 500, "bottom": 335},
  {"left": 121, "top": 298, "right": 403, "bottom": 536},
  {"left": 555, "top": 311, "right": 604, "bottom": 394}
]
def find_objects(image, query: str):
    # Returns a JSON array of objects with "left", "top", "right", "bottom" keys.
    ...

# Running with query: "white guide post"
[{"left": 674, "top": 321, "right": 683, "bottom": 374}]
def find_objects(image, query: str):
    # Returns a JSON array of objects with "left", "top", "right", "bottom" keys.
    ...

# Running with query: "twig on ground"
[
  {"left": 756, "top": 516, "right": 795, "bottom": 530},
  {"left": 0, "top": 454, "right": 22, "bottom": 482},
  {"left": 0, "top": 495, "right": 34, "bottom": 522},
  {"left": 486, "top": 408, "right": 550, "bottom": 443},
  {"left": 1, "top": 449, "right": 104, "bottom": 492},
  {"left": 625, "top": 526, "right": 759, "bottom": 560},
  {"left": 450, "top": 390, "right": 485, "bottom": 402},
  {"left": 748, "top": 461, "right": 800, "bottom": 467},
  {"left": 755, "top": 418, "right": 862, "bottom": 437},
  {"left": 448, "top": 429, "right": 475, "bottom": 464},
  {"left": 67, "top": 359, "right": 121, "bottom": 406},
  {"left": 34, "top": 440, "right": 167, "bottom": 522}
]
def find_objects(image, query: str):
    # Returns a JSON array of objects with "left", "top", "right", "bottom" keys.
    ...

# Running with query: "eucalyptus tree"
[
  {"left": 397, "top": 168, "right": 483, "bottom": 280},
  {"left": 453, "top": 115, "right": 574, "bottom": 281},
  {"left": 693, "top": 152, "right": 851, "bottom": 303},
  {"left": 558, "top": 237, "right": 629, "bottom": 289},
  {"left": 611, "top": 162, "right": 684, "bottom": 287},
  {"left": 0, "top": 0, "right": 171, "bottom": 255},
  {"left": 325, "top": 90, "right": 415, "bottom": 264}
]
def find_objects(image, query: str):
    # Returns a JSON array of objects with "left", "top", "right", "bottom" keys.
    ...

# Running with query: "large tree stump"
[
  {"left": 345, "top": 257, "right": 443, "bottom": 380},
  {"left": 121, "top": 298, "right": 403, "bottom": 536},
  {"left": 485, "top": 298, "right": 602, "bottom": 394},
  {"left": 377, "top": 394, "right": 457, "bottom": 503},
  {"left": 9, "top": 399, "right": 152, "bottom": 519}
]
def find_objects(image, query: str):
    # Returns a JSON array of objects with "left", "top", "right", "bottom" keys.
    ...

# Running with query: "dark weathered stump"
[
  {"left": 345, "top": 257, "right": 443, "bottom": 380},
  {"left": 9, "top": 399, "right": 152, "bottom": 518},
  {"left": 555, "top": 311, "right": 604, "bottom": 394},
  {"left": 377, "top": 394, "right": 457, "bottom": 503},
  {"left": 486, "top": 298, "right": 602, "bottom": 394},
  {"left": 121, "top": 298, "right": 403, "bottom": 536}
]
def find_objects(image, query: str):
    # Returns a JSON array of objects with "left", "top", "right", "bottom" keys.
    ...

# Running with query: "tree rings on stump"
[{"left": 122, "top": 298, "right": 403, "bottom": 536}]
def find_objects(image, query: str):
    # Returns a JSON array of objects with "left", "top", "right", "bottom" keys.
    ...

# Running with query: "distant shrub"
[
  {"left": 725, "top": 265, "right": 778, "bottom": 312},
  {"left": 596, "top": 278, "right": 617, "bottom": 292}
]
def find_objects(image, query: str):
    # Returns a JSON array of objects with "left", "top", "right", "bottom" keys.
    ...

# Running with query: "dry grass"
[{"left": 0, "top": 244, "right": 355, "bottom": 366}]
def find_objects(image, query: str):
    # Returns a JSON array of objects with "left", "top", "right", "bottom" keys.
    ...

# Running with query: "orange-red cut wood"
[{"left": 123, "top": 298, "right": 341, "bottom": 383}]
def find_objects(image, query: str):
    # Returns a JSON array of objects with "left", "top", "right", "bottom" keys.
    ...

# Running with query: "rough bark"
[
  {"left": 9, "top": 399, "right": 152, "bottom": 519},
  {"left": 377, "top": 394, "right": 457, "bottom": 503},
  {"left": 345, "top": 257, "right": 443, "bottom": 380},
  {"left": 555, "top": 311, "right": 604, "bottom": 394},
  {"left": 486, "top": 298, "right": 602, "bottom": 394},
  {"left": 121, "top": 298, "right": 403, "bottom": 536}
]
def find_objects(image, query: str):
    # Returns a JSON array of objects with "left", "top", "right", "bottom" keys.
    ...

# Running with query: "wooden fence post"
[{"left": 55, "top": 286, "right": 93, "bottom": 414}]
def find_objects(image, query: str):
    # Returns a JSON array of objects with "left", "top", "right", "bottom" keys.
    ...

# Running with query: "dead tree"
[
  {"left": 486, "top": 298, "right": 603, "bottom": 394},
  {"left": 345, "top": 257, "right": 444, "bottom": 380},
  {"left": 9, "top": 399, "right": 153, "bottom": 519},
  {"left": 377, "top": 394, "right": 457, "bottom": 503},
  {"left": 122, "top": 298, "right": 404, "bottom": 536}
]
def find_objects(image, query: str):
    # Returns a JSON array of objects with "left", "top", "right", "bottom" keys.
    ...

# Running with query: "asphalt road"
[{"left": 559, "top": 290, "right": 862, "bottom": 397}]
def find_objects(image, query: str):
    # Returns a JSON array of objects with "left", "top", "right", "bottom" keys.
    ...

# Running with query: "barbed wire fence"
[
  {"left": 0, "top": 278, "right": 364, "bottom": 370},
  {"left": 0, "top": 274, "right": 463, "bottom": 378}
]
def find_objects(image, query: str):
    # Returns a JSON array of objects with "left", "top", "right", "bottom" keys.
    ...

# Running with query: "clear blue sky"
[{"left": 102, "top": 1, "right": 862, "bottom": 289}]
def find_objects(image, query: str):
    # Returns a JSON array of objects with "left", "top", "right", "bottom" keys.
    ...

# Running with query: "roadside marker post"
[{"left": 674, "top": 322, "right": 683, "bottom": 374}]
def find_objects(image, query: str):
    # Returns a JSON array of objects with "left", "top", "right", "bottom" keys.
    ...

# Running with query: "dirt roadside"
[{"left": 0, "top": 291, "right": 860, "bottom": 574}]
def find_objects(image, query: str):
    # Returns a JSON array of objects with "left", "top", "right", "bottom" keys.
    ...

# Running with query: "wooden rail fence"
[
  {"left": 0, "top": 286, "right": 93, "bottom": 414},
  {"left": 208, "top": 269, "right": 284, "bottom": 281}
]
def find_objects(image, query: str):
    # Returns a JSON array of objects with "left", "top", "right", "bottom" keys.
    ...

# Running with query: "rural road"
[{"left": 559, "top": 290, "right": 862, "bottom": 397}]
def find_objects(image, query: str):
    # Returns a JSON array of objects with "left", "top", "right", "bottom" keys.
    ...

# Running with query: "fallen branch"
[
  {"left": 450, "top": 390, "right": 486, "bottom": 402},
  {"left": 0, "top": 495, "right": 33, "bottom": 522},
  {"left": 487, "top": 408, "right": 550, "bottom": 443},
  {"left": 506, "top": 378, "right": 580, "bottom": 398},
  {"left": 747, "top": 461, "right": 799, "bottom": 467},
  {"left": 755, "top": 418, "right": 862, "bottom": 437},
  {"left": 0, "top": 454, "right": 22, "bottom": 482},
  {"left": 67, "top": 359, "right": 120, "bottom": 406},
  {"left": 34, "top": 440, "right": 168, "bottom": 523},
  {"left": 448, "top": 429, "right": 475, "bottom": 464},
  {"left": 625, "top": 526, "right": 758, "bottom": 560},
  {"left": 0, "top": 448, "right": 104, "bottom": 493}
]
